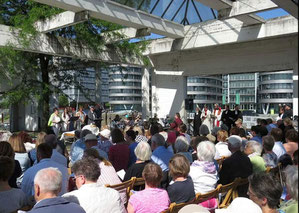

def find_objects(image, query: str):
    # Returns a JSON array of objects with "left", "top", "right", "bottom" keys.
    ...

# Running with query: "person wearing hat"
[
  {"left": 218, "top": 135, "right": 253, "bottom": 197},
  {"left": 84, "top": 134, "right": 108, "bottom": 160},
  {"left": 98, "top": 129, "right": 112, "bottom": 155},
  {"left": 215, "top": 197, "right": 262, "bottom": 213}
]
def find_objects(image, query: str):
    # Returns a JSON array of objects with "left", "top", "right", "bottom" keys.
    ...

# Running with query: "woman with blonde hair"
[
  {"left": 29, "top": 132, "right": 46, "bottom": 164},
  {"left": 8, "top": 134, "right": 30, "bottom": 186}
]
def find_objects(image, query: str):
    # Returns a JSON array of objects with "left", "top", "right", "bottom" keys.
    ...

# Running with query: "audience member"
[
  {"left": 215, "top": 197, "right": 262, "bottom": 213},
  {"left": 9, "top": 134, "right": 31, "bottom": 186},
  {"left": 262, "top": 135, "right": 278, "bottom": 168},
  {"left": 270, "top": 128, "right": 286, "bottom": 160},
  {"left": 190, "top": 136, "right": 208, "bottom": 161},
  {"left": 248, "top": 172, "right": 283, "bottom": 213},
  {"left": 109, "top": 128, "right": 130, "bottom": 172},
  {"left": 168, "top": 154, "right": 195, "bottom": 204},
  {"left": 29, "top": 167, "right": 85, "bottom": 213},
  {"left": 18, "top": 131, "right": 35, "bottom": 152},
  {"left": 215, "top": 130, "right": 231, "bottom": 160},
  {"left": 218, "top": 135, "right": 252, "bottom": 197},
  {"left": 250, "top": 126, "right": 262, "bottom": 144},
  {"left": 293, "top": 149, "right": 298, "bottom": 165},
  {"left": 44, "top": 134, "right": 67, "bottom": 166},
  {"left": 21, "top": 143, "right": 68, "bottom": 196},
  {"left": 244, "top": 141, "right": 266, "bottom": 173},
  {"left": 63, "top": 158, "right": 124, "bottom": 213},
  {"left": 283, "top": 118, "right": 294, "bottom": 142},
  {"left": 126, "top": 129, "right": 138, "bottom": 166},
  {"left": 98, "top": 129, "right": 112, "bottom": 155},
  {"left": 280, "top": 165, "right": 298, "bottom": 213},
  {"left": 70, "top": 129, "right": 92, "bottom": 164},
  {"left": 179, "top": 123, "right": 191, "bottom": 144},
  {"left": 199, "top": 124, "right": 216, "bottom": 142},
  {"left": 84, "top": 134, "right": 108, "bottom": 159},
  {"left": 282, "top": 104, "right": 293, "bottom": 120},
  {"left": 127, "top": 163, "right": 170, "bottom": 213},
  {"left": 0, "top": 156, "right": 32, "bottom": 213},
  {"left": 0, "top": 141, "right": 22, "bottom": 188},
  {"left": 266, "top": 118, "right": 277, "bottom": 134},
  {"left": 124, "top": 142, "right": 152, "bottom": 182},
  {"left": 29, "top": 132, "right": 46, "bottom": 164},
  {"left": 284, "top": 129, "right": 298, "bottom": 158},
  {"left": 174, "top": 136, "right": 192, "bottom": 163},
  {"left": 151, "top": 133, "right": 174, "bottom": 172},
  {"left": 189, "top": 141, "right": 218, "bottom": 194}
]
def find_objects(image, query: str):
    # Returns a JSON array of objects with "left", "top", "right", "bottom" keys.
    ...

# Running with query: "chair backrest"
[
  {"left": 105, "top": 177, "right": 136, "bottom": 205},
  {"left": 194, "top": 184, "right": 222, "bottom": 204},
  {"left": 216, "top": 156, "right": 229, "bottom": 171},
  {"left": 133, "top": 177, "right": 145, "bottom": 187},
  {"left": 162, "top": 200, "right": 196, "bottom": 213}
]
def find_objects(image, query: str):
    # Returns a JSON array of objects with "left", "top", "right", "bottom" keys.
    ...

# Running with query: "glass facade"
[
  {"left": 187, "top": 75, "right": 222, "bottom": 109},
  {"left": 108, "top": 65, "right": 142, "bottom": 112}
]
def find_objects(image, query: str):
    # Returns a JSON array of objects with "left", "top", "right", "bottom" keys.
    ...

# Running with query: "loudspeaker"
[{"left": 185, "top": 98, "right": 194, "bottom": 111}]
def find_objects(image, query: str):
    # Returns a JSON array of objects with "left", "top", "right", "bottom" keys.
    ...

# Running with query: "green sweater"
[{"left": 250, "top": 155, "right": 266, "bottom": 173}]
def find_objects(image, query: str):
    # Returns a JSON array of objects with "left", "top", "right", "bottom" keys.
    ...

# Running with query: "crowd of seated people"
[{"left": 0, "top": 108, "right": 298, "bottom": 213}]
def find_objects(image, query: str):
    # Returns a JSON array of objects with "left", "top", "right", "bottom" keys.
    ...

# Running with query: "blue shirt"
[
  {"left": 70, "top": 139, "right": 86, "bottom": 164},
  {"left": 128, "top": 142, "right": 138, "bottom": 166},
  {"left": 21, "top": 159, "right": 68, "bottom": 196},
  {"left": 251, "top": 136, "right": 262, "bottom": 144},
  {"left": 151, "top": 146, "right": 174, "bottom": 171},
  {"left": 91, "top": 146, "right": 108, "bottom": 160}
]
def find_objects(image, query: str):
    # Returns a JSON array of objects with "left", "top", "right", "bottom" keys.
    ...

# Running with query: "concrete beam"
[
  {"left": 34, "top": 11, "right": 89, "bottom": 33},
  {"left": 32, "top": 0, "right": 185, "bottom": 39},
  {"left": 146, "top": 16, "right": 298, "bottom": 55},
  {"left": 102, "top": 28, "right": 151, "bottom": 44},
  {"left": 0, "top": 25, "right": 143, "bottom": 65},
  {"left": 271, "top": 0, "right": 298, "bottom": 19},
  {"left": 218, "top": 0, "right": 278, "bottom": 20},
  {"left": 195, "top": 0, "right": 232, "bottom": 10}
]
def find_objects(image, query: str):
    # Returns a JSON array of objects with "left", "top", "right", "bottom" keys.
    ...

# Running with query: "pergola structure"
[{"left": 1, "top": 0, "right": 298, "bottom": 123}]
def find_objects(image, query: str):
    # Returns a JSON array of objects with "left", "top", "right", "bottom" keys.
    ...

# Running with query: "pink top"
[{"left": 129, "top": 188, "right": 170, "bottom": 213}]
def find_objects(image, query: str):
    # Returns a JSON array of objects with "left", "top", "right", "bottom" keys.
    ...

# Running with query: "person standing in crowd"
[
  {"left": 248, "top": 172, "right": 283, "bottom": 213},
  {"left": 212, "top": 104, "right": 222, "bottom": 128},
  {"left": 48, "top": 108, "right": 61, "bottom": 136},
  {"left": 170, "top": 113, "right": 183, "bottom": 132},
  {"left": 61, "top": 107, "right": 70, "bottom": 132},
  {"left": 76, "top": 106, "right": 86, "bottom": 130},
  {"left": 282, "top": 104, "right": 293, "bottom": 120},
  {"left": 201, "top": 105, "right": 212, "bottom": 132},
  {"left": 262, "top": 135, "right": 278, "bottom": 168},
  {"left": 233, "top": 105, "right": 243, "bottom": 124},
  {"left": 193, "top": 105, "right": 202, "bottom": 136},
  {"left": 29, "top": 167, "right": 85, "bottom": 213},
  {"left": 87, "top": 105, "right": 97, "bottom": 125},
  {"left": 221, "top": 104, "right": 234, "bottom": 132}
]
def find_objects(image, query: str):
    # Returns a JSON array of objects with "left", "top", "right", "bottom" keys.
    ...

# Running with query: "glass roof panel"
[{"left": 111, "top": 0, "right": 217, "bottom": 25}]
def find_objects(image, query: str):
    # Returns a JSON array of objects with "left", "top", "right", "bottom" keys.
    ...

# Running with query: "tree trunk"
[{"left": 40, "top": 54, "right": 51, "bottom": 131}]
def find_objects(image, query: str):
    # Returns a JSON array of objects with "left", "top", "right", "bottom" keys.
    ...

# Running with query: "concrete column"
[
  {"left": 293, "top": 64, "right": 298, "bottom": 116},
  {"left": 95, "top": 63, "right": 101, "bottom": 104},
  {"left": 141, "top": 67, "right": 151, "bottom": 120},
  {"left": 151, "top": 70, "right": 187, "bottom": 123}
]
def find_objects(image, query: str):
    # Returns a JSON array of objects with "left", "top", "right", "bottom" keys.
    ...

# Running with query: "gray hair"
[
  {"left": 151, "top": 133, "right": 165, "bottom": 147},
  {"left": 135, "top": 142, "right": 152, "bottom": 161},
  {"left": 174, "top": 136, "right": 189, "bottom": 153},
  {"left": 199, "top": 124, "right": 210, "bottom": 136},
  {"left": 246, "top": 140, "right": 263, "bottom": 156},
  {"left": 34, "top": 167, "right": 62, "bottom": 193},
  {"left": 197, "top": 141, "right": 216, "bottom": 162},
  {"left": 284, "top": 165, "right": 298, "bottom": 201}
]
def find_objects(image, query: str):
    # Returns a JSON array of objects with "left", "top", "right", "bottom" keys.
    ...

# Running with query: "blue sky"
[{"left": 130, "top": 8, "right": 290, "bottom": 43}]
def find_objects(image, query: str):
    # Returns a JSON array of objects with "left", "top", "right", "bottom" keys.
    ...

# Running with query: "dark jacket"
[
  {"left": 28, "top": 197, "right": 85, "bottom": 213},
  {"left": 193, "top": 111, "right": 202, "bottom": 136},
  {"left": 221, "top": 110, "right": 234, "bottom": 130},
  {"left": 218, "top": 151, "right": 253, "bottom": 197}
]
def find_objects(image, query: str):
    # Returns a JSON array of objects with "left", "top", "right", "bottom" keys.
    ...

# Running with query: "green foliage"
[{"left": 58, "top": 94, "right": 69, "bottom": 107}]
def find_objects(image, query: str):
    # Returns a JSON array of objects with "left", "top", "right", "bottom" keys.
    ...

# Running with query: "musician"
[
  {"left": 193, "top": 106, "right": 202, "bottom": 136},
  {"left": 48, "top": 108, "right": 61, "bottom": 136},
  {"left": 233, "top": 105, "right": 243, "bottom": 124},
  {"left": 94, "top": 104, "right": 103, "bottom": 129},
  {"left": 221, "top": 104, "right": 234, "bottom": 132},
  {"left": 200, "top": 105, "right": 212, "bottom": 132},
  {"left": 75, "top": 106, "right": 86, "bottom": 130},
  {"left": 212, "top": 104, "right": 222, "bottom": 128}
]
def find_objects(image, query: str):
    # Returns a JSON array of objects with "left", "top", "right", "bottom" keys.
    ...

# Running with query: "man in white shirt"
[
  {"left": 270, "top": 128, "right": 286, "bottom": 160},
  {"left": 21, "top": 143, "right": 68, "bottom": 196},
  {"left": 63, "top": 158, "right": 124, "bottom": 213}
]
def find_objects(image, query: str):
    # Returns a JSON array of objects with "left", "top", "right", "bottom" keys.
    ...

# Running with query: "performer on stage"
[
  {"left": 48, "top": 107, "right": 61, "bottom": 136},
  {"left": 221, "top": 104, "right": 234, "bottom": 132},
  {"left": 193, "top": 105, "right": 202, "bottom": 136},
  {"left": 212, "top": 104, "right": 222, "bottom": 128},
  {"left": 170, "top": 112, "right": 183, "bottom": 132},
  {"left": 87, "top": 105, "right": 97, "bottom": 125},
  {"left": 75, "top": 106, "right": 86, "bottom": 130},
  {"left": 201, "top": 105, "right": 212, "bottom": 132},
  {"left": 61, "top": 107, "right": 70, "bottom": 132},
  {"left": 94, "top": 104, "right": 103, "bottom": 129}
]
